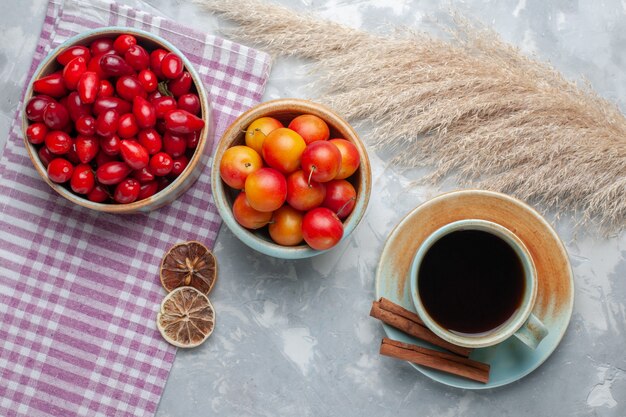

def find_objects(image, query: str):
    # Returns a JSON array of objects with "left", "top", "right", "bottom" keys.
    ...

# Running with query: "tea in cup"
[{"left": 410, "top": 219, "right": 548, "bottom": 349}]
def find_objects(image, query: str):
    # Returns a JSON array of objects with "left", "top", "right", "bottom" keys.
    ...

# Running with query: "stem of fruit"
[
  {"left": 255, "top": 128, "right": 267, "bottom": 138},
  {"left": 337, "top": 196, "right": 356, "bottom": 217},
  {"left": 307, "top": 167, "right": 315, "bottom": 187}
]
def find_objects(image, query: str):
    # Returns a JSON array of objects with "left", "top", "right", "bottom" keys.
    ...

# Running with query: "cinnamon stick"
[
  {"left": 380, "top": 338, "right": 490, "bottom": 384},
  {"left": 378, "top": 297, "right": 425, "bottom": 326},
  {"left": 370, "top": 299, "right": 472, "bottom": 357}
]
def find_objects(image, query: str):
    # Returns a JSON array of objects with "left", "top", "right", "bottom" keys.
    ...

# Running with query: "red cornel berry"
[
  {"left": 26, "top": 123, "right": 48, "bottom": 145},
  {"left": 75, "top": 135, "right": 99, "bottom": 164},
  {"left": 177, "top": 94, "right": 201, "bottom": 115},
  {"left": 45, "top": 130, "right": 72, "bottom": 155},
  {"left": 138, "top": 181, "right": 158, "bottom": 200},
  {"left": 149, "top": 49, "right": 168, "bottom": 79},
  {"left": 149, "top": 152, "right": 173, "bottom": 176},
  {"left": 163, "top": 109, "right": 205, "bottom": 134},
  {"left": 42, "top": 102, "right": 70, "bottom": 130},
  {"left": 120, "top": 140, "right": 150, "bottom": 170},
  {"left": 66, "top": 91, "right": 92, "bottom": 122},
  {"left": 87, "top": 184, "right": 109, "bottom": 203},
  {"left": 77, "top": 71, "right": 99, "bottom": 104},
  {"left": 33, "top": 73, "right": 67, "bottom": 98},
  {"left": 62, "top": 56, "right": 87, "bottom": 90},
  {"left": 113, "top": 178, "right": 141, "bottom": 203},
  {"left": 168, "top": 72, "right": 192, "bottom": 97},
  {"left": 160, "top": 53, "right": 184, "bottom": 79},
  {"left": 138, "top": 128, "right": 162, "bottom": 154},
  {"left": 138, "top": 69, "right": 158, "bottom": 92},
  {"left": 95, "top": 109, "right": 119, "bottom": 137},
  {"left": 47, "top": 158, "right": 74, "bottom": 183},
  {"left": 117, "top": 113, "right": 139, "bottom": 139},
  {"left": 113, "top": 34, "right": 137, "bottom": 55},
  {"left": 163, "top": 132, "right": 187, "bottom": 158},
  {"left": 25, "top": 32, "right": 205, "bottom": 205},
  {"left": 124, "top": 44, "right": 150, "bottom": 71},
  {"left": 90, "top": 38, "right": 114, "bottom": 56},
  {"left": 25, "top": 95, "right": 55, "bottom": 122},
  {"left": 99, "top": 55, "right": 134, "bottom": 77},
  {"left": 96, "top": 161, "right": 132, "bottom": 185},
  {"left": 152, "top": 96, "right": 177, "bottom": 119},
  {"left": 57, "top": 46, "right": 91, "bottom": 66},
  {"left": 97, "top": 79, "right": 114, "bottom": 97},
  {"left": 133, "top": 96, "right": 156, "bottom": 129},
  {"left": 70, "top": 164, "right": 95, "bottom": 194},
  {"left": 93, "top": 96, "right": 131, "bottom": 117},
  {"left": 75, "top": 116, "right": 96, "bottom": 136}
]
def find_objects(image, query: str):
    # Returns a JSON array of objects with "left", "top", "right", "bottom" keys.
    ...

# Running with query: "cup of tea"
[{"left": 410, "top": 219, "right": 548, "bottom": 349}]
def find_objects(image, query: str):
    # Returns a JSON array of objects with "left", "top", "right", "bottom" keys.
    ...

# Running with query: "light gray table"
[{"left": 1, "top": 1, "right": 624, "bottom": 416}]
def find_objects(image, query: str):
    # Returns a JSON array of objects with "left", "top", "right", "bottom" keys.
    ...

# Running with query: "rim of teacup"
[{"left": 410, "top": 218, "right": 538, "bottom": 349}]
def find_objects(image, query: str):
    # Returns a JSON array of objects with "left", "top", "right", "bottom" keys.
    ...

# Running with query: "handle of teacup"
[{"left": 513, "top": 313, "right": 548, "bottom": 349}]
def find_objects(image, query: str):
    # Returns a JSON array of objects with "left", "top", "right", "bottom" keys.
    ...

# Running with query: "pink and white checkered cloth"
[{"left": 0, "top": 0, "right": 271, "bottom": 415}]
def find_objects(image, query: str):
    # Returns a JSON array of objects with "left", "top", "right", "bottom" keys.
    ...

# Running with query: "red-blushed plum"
[
  {"left": 244, "top": 167, "right": 287, "bottom": 212},
  {"left": 261, "top": 128, "right": 306, "bottom": 174},
  {"left": 301, "top": 141, "right": 342, "bottom": 183},
  {"left": 219, "top": 145, "right": 263, "bottom": 190},
  {"left": 286, "top": 170, "right": 326, "bottom": 211},
  {"left": 269, "top": 205, "right": 304, "bottom": 246},
  {"left": 302, "top": 207, "right": 344, "bottom": 250},
  {"left": 322, "top": 179, "right": 356, "bottom": 219},
  {"left": 232, "top": 192, "right": 273, "bottom": 229},
  {"left": 245, "top": 116, "right": 283, "bottom": 155},
  {"left": 288, "top": 114, "right": 329, "bottom": 144},
  {"left": 329, "top": 138, "right": 360, "bottom": 179}
]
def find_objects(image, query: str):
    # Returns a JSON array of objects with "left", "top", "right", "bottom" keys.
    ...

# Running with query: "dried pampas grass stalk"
[{"left": 196, "top": 0, "right": 626, "bottom": 233}]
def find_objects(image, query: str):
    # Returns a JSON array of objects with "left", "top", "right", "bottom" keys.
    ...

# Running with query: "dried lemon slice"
[
  {"left": 160, "top": 241, "right": 217, "bottom": 295},
  {"left": 157, "top": 286, "right": 215, "bottom": 348}
]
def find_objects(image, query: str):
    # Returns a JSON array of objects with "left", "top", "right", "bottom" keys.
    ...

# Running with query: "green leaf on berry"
[{"left": 158, "top": 81, "right": 173, "bottom": 97}]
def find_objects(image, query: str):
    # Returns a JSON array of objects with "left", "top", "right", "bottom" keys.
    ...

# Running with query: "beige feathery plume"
[{"left": 195, "top": 0, "right": 626, "bottom": 234}]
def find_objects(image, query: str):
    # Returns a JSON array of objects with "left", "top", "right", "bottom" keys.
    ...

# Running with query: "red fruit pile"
[
  {"left": 25, "top": 33, "right": 205, "bottom": 204},
  {"left": 219, "top": 114, "right": 361, "bottom": 250}
]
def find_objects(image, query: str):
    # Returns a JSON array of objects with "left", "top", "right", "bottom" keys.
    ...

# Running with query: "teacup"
[{"left": 410, "top": 219, "right": 548, "bottom": 349}]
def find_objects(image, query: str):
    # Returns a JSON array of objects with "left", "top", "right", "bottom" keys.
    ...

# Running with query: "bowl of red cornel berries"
[
  {"left": 211, "top": 98, "right": 371, "bottom": 259},
  {"left": 22, "top": 27, "right": 212, "bottom": 213}
]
